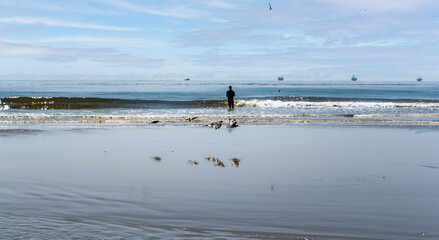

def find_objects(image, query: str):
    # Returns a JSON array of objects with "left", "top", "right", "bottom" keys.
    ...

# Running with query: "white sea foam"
[
  {"left": 0, "top": 104, "right": 10, "bottom": 110},
  {"left": 1, "top": 111, "right": 439, "bottom": 127},
  {"left": 235, "top": 99, "right": 439, "bottom": 109}
]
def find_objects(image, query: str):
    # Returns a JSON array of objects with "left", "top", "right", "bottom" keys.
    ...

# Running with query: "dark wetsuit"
[{"left": 226, "top": 90, "right": 235, "bottom": 110}]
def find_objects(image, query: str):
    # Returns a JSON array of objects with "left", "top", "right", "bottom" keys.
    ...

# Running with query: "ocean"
[{"left": 1, "top": 80, "right": 439, "bottom": 128}]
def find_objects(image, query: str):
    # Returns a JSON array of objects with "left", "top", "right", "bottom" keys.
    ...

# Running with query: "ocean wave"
[
  {"left": 2, "top": 96, "right": 439, "bottom": 110},
  {"left": 0, "top": 97, "right": 226, "bottom": 110},
  {"left": 236, "top": 99, "right": 439, "bottom": 109}
]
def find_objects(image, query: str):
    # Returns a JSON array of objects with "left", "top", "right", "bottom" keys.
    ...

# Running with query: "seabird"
[
  {"left": 205, "top": 123, "right": 215, "bottom": 128},
  {"left": 186, "top": 116, "right": 197, "bottom": 122},
  {"left": 228, "top": 118, "right": 238, "bottom": 128},
  {"left": 268, "top": 2, "right": 272, "bottom": 10},
  {"left": 150, "top": 120, "right": 160, "bottom": 124},
  {"left": 215, "top": 120, "right": 223, "bottom": 130},
  {"left": 231, "top": 158, "right": 240, "bottom": 167}
]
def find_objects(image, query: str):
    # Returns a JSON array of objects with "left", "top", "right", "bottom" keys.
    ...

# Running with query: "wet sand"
[{"left": 0, "top": 126, "right": 438, "bottom": 239}]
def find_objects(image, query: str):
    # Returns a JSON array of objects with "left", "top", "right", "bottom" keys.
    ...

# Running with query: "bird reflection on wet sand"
[
  {"left": 150, "top": 156, "right": 242, "bottom": 167},
  {"left": 152, "top": 156, "right": 161, "bottom": 162},
  {"left": 187, "top": 160, "right": 199, "bottom": 165},
  {"left": 215, "top": 159, "right": 225, "bottom": 167},
  {"left": 204, "top": 157, "right": 242, "bottom": 168},
  {"left": 206, "top": 157, "right": 216, "bottom": 162},
  {"left": 231, "top": 158, "right": 240, "bottom": 167}
]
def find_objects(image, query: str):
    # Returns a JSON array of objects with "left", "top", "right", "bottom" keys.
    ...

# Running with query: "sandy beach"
[{"left": 1, "top": 125, "right": 438, "bottom": 239}]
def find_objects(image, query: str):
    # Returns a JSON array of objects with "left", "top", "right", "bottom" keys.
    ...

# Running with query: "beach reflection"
[
  {"left": 1, "top": 126, "right": 438, "bottom": 239},
  {"left": 151, "top": 156, "right": 241, "bottom": 168}
]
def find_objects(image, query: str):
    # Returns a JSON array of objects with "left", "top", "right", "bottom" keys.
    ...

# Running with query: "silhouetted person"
[{"left": 226, "top": 86, "right": 235, "bottom": 110}]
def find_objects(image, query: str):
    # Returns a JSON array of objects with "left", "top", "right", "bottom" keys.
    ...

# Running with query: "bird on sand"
[
  {"left": 205, "top": 123, "right": 215, "bottom": 128},
  {"left": 215, "top": 120, "right": 223, "bottom": 130},
  {"left": 268, "top": 2, "right": 272, "bottom": 10},
  {"left": 150, "top": 120, "right": 160, "bottom": 124},
  {"left": 228, "top": 118, "right": 238, "bottom": 128},
  {"left": 186, "top": 116, "right": 197, "bottom": 122}
]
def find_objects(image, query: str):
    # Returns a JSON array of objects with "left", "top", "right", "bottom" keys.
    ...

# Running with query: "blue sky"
[{"left": 0, "top": 0, "right": 438, "bottom": 82}]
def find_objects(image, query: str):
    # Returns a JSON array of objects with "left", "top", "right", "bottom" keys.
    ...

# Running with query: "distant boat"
[
  {"left": 351, "top": 75, "right": 357, "bottom": 81},
  {"left": 417, "top": 77, "right": 422, "bottom": 82},
  {"left": 277, "top": 76, "right": 284, "bottom": 81},
  {"left": 184, "top": 78, "right": 190, "bottom": 81}
]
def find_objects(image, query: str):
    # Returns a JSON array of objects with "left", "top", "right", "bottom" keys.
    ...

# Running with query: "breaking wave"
[
  {"left": 236, "top": 99, "right": 439, "bottom": 109},
  {"left": 0, "top": 97, "right": 225, "bottom": 110},
  {"left": 2, "top": 96, "right": 439, "bottom": 110}
]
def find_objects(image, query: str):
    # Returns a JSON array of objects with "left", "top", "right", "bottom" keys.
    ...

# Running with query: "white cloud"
[
  {"left": 0, "top": 41, "right": 53, "bottom": 56},
  {"left": 39, "top": 36, "right": 169, "bottom": 49},
  {"left": 315, "top": 0, "right": 437, "bottom": 12},
  {"left": 204, "top": 0, "right": 237, "bottom": 9},
  {"left": 0, "top": 17, "right": 139, "bottom": 31},
  {"left": 96, "top": 0, "right": 205, "bottom": 19},
  {"left": 0, "top": 40, "right": 162, "bottom": 66},
  {"left": 0, "top": 0, "right": 119, "bottom": 15},
  {"left": 41, "top": 36, "right": 130, "bottom": 43},
  {"left": 352, "top": 39, "right": 418, "bottom": 48}
]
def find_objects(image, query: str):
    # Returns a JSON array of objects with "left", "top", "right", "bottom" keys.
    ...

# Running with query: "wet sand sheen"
[{"left": 0, "top": 126, "right": 438, "bottom": 239}]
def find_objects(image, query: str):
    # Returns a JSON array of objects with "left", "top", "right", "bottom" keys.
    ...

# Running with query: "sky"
[{"left": 0, "top": 0, "right": 438, "bottom": 82}]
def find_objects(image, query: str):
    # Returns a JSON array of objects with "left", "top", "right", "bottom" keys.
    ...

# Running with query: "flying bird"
[{"left": 268, "top": 2, "right": 272, "bottom": 10}]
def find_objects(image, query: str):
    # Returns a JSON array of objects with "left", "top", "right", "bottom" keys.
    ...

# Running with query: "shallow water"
[
  {"left": 1, "top": 81, "right": 439, "bottom": 127},
  {"left": 0, "top": 126, "right": 438, "bottom": 239}
]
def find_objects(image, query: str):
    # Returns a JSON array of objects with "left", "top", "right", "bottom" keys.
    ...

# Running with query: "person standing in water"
[{"left": 226, "top": 86, "right": 235, "bottom": 110}]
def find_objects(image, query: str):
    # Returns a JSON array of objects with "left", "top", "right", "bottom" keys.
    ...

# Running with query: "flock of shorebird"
[
  {"left": 204, "top": 118, "right": 238, "bottom": 129},
  {"left": 152, "top": 156, "right": 241, "bottom": 168},
  {"left": 148, "top": 117, "right": 239, "bottom": 129}
]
